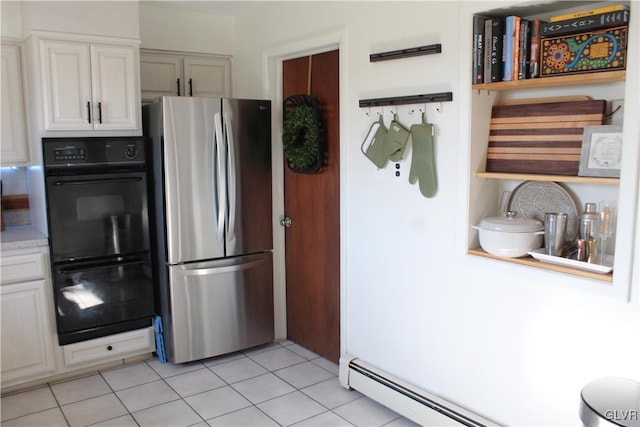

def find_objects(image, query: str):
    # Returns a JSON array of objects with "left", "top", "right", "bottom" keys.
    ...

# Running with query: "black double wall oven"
[{"left": 43, "top": 137, "right": 154, "bottom": 345}]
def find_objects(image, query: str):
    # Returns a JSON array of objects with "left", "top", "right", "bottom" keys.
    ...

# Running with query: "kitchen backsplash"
[{"left": 1, "top": 167, "right": 31, "bottom": 228}]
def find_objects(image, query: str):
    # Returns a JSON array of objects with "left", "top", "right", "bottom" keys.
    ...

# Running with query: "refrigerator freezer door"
[
  {"left": 223, "top": 99, "right": 273, "bottom": 257},
  {"left": 167, "top": 252, "right": 274, "bottom": 364},
  {"left": 163, "top": 97, "right": 225, "bottom": 264}
]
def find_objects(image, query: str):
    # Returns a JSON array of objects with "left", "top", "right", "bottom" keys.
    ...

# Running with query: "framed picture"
[{"left": 578, "top": 125, "right": 623, "bottom": 177}]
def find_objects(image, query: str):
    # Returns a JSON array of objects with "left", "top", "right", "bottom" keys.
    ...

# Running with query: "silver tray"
[{"left": 508, "top": 181, "right": 578, "bottom": 241}]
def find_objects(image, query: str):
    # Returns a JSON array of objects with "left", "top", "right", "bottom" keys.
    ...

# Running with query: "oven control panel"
[
  {"left": 43, "top": 137, "right": 146, "bottom": 168},
  {"left": 53, "top": 147, "right": 87, "bottom": 161}
]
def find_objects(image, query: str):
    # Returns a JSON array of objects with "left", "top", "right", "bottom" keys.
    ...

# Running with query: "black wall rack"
[
  {"left": 370, "top": 44, "right": 442, "bottom": 62},
  {"left": 359, "top": 92, "right": 453, "bottom": 108}
]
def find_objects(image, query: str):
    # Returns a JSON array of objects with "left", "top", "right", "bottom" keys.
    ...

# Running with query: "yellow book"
[{"left": 550, "top": 4, "right": 629, "bottom": 22}]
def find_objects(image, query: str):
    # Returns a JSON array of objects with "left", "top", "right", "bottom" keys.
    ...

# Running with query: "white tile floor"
[{"left": 1, "top": 341, "right": 420, "bottom": 427}]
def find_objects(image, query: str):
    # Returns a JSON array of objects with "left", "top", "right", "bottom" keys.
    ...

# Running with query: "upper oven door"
[{"left": 46, "top": 171, "right": 150, "bottom": 262}]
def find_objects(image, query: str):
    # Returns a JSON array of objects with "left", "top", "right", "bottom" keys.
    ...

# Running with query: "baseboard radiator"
[{"left": 339, "top": 354, "right": 498, "bottom": 426}]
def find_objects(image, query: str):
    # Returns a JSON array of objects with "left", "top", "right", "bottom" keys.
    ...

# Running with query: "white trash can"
[{"left": 580, "top": 377, "right": 640, "bottom": 427}]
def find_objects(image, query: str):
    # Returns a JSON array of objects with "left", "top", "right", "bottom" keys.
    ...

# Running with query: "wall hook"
[{"left": 436, "top": 102, "right": 442, "bottom": 113}]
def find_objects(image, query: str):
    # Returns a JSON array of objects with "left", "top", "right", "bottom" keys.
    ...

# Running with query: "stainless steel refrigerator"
[{"left": 143, "top": 97, "right": 274, "bottom": 364}]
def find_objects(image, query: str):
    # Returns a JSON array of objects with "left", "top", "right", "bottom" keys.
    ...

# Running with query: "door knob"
[{"left": 280, "top": 217, "right": 292, "bottom": 228}]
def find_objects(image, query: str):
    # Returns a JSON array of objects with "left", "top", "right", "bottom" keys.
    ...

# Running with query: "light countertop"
[{"left": 0, "top": 226, "right": 49, "bottom": 251}]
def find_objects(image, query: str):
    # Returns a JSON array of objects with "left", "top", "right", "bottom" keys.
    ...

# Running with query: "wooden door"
[{"left": 283, "top": 50, "right": 340, "bottom": 363}]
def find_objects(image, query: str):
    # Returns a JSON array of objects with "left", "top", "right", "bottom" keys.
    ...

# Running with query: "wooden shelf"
[
  {"left": 475, "top": 172, "right": 620, "bottom": 185},
  {"left": 468, "top": 248, "right": 613, "bottom": 282},
  {"left": 472, "top": 70, "right": 626, "bottom": 92}
]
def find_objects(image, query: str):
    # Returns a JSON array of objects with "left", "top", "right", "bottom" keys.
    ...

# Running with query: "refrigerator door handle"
[
  {"left": 224, "top": 112, "right": 237, "bottom": 242},
  {"left": 177, "top": 258, "right": 266, "bottom": 276},
  {"left": 214, "top": 112, "right": 226, "bottom": 242}
]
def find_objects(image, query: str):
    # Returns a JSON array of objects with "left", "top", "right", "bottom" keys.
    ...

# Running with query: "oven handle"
[
  {"left": 58, "top": 258, "right": 145, "bottom": 274},
  {"left": 52, "top": 176, "right": 143, "bottom": 186}
]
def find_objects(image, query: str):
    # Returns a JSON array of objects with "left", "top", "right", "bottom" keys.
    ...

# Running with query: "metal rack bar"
[
  {"left": 359, "top": 92, "right": 453, "bottom": 108},
  {"left": 369, "top": 44, "right": 442, "bottom": 62}
]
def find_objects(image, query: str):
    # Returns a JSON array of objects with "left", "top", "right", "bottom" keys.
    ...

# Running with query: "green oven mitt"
[
  {"left": 386, "top": 114, "right": 410, "bottom": 162},
  {"left": 409, "top": 114, "right": 437, "bottom": 198},
  {"left": 361, "top": 115, "right": 389, "bottom": 168}
]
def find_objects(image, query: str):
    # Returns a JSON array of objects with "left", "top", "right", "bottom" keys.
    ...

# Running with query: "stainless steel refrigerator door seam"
[{"left": 225, "top": 112, "right": 237, "bottom": 242}]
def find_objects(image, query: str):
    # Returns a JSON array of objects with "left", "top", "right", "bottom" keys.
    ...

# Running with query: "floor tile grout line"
[
  {"left": 202, "top": 357, "right": 270, "bottom": 386},
  {"left": 245, "top": 349, "right": 322, "bottom": 373},
  {"left": 156, "top": 367, "right": 222, "bottom": 422},
  {"left": 0, "top": 404, "right": 67, "bottom": 425},
  {"left": 295, "top": 408, "right": 355, "bottom": 427},
  {"left": 201, "top": 401, "right": 282, "bottom": 426},
  {"left": 94, "top": 369, "right": 144, "bottom": 427}
]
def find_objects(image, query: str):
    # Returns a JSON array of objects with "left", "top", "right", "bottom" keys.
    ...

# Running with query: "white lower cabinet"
[
  {"left": 62, "top": 327, "right": 155, "bottom": 368},
  {"left": 0, "top": 280, "right": 54, "bottom": 383},
  {"left": 0, "top": 249, "right": 54, "bottom": 387}
]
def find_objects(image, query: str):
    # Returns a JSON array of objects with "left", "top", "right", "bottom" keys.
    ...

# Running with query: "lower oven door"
[{"left": 53, "top": 253, "right": 155, "bottom": 345}]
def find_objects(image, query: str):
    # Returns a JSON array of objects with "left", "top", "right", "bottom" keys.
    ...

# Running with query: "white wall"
[
  {"left": 139, "top": 3, "right": 233, "bottom": 55},
  {"left": 20, "top": 1, "right": 139, "bottom": 39},
  {"left": 1, "top": 1, "right": 23, "bottom": 39},
  {"left": 226, "top": 1, "right": 640, "bottom": 425}
]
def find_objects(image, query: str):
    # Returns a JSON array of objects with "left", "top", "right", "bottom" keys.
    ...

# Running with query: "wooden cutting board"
[{"left": 486, "top": 99, "right": 606, "bottom": 175}]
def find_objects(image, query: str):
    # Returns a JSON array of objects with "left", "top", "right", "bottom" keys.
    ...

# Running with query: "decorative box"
[
  {"left": 486, "top": 100, "right": 606, "bottom": 176},
  {"left": 540, "top": 26, "right": 627, "bottom": 76}
]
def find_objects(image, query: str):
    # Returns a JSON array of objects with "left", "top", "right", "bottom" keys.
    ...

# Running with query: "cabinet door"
[
  {"left": 90, "top": 44, "right": 139, "bottom": 130},
  {"left": 40, "top": 40, "right": 93, "bottom": 130},
  {"left": 183, "top": 56, "right": 231, "bottom": 98},
  {"left": 140, "top": 53, "right": 182, "bottom": 102},
  {"left": 0, "top": 280, "right": 54, "bottom": 385},
  {"left": 1, "top": 44, "right": 28, "bottom": 164}
]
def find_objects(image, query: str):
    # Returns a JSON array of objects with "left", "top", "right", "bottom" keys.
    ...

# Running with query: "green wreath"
[{"left": 282, "top": 105, "right": 319, "bottom": 170}]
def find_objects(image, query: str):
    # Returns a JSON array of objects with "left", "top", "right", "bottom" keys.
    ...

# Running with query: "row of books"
[{"left": 472, "top": 3, "right": 630, "bottom": 84}]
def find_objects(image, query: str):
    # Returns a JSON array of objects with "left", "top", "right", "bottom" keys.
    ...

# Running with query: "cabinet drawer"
[
  {"left": 0, "top": 253, "right": 46, "bottom": 284},
  {"left": 63, "top": 327, "right": 155, "bottom": 367}
]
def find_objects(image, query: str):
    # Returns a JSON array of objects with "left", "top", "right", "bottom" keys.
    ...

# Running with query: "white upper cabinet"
[
  {"left": 40, "top": 40, "right": 92, "bottom": 130},
  {"left": 140, "top": 52, "right": 182, "bottom": 100},
  {"left": 90, "top": 45, "right": 138, "bottom": 130},
  {"left": 140, "top": 50, "right": 231, "bottom": 102},
  {"left": 183, "top": 56, "right": 231, "bottom": 98},
  {"left": 1, "top": 43, "right": 29, "bottom": 164},
  {"left": 40, "top": 37, "right": 140, "bottom": 131}
]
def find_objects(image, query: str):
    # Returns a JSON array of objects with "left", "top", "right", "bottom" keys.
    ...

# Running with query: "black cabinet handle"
[
  {"left": 107, "top": 345, "right": 113, "bottom": 351},
  {"left": 98, "top": 102, "right": 103, "bottom": 124},
  {"left": 86, "top": 102, "right": 91, "bottom": 124},
  {"left": 176, "top": 78, "right": 181, "bottom": 96},
  {"left": 188, "top": 78, "right": 193, "bottom": 96}
]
